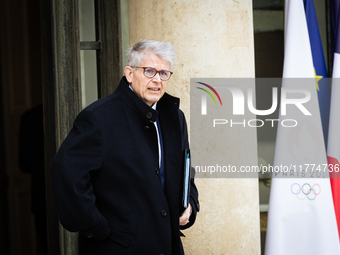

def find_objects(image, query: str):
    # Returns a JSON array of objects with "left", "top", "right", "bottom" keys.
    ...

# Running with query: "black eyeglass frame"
[{"left": 131, "top": 66, "right": 173, "bottom": 81}]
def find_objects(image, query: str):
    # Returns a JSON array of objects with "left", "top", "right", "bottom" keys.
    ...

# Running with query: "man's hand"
[{"left": 179, "top": 203, "right": 192, "bottom": 226}]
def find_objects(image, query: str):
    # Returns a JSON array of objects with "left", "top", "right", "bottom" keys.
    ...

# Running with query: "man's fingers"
[
  {"left": 179, "top": 216, "right": 189, "bottom": 226},
  {"left": 179, "top": 205, "right": 191, "bottom": 225}
]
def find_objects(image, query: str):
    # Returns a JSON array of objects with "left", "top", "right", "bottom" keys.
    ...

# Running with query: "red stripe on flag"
[{"left": 328, "top": 156, "right": 340, "bottom": 241}]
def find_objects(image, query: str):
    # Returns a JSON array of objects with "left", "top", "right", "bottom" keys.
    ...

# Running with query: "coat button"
[
  {"left": 155, "top": 167, "right": 160, "bottom": 174},
  {"left": 146, "top": 112, "right": 152, "bottom": 119},
  {"left": 144, "top": 125, "right": 150, "bottom": 130},
  {"left": 161, "top": 210, "right": 167, "bottom": 216},
  {"left": 86, "top": 233, "right": 93, "bottom": 238}
]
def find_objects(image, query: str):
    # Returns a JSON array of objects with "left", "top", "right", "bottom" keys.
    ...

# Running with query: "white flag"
[
  {"left": 326, "top": 0, "right": 340, "bottom": 242},
  {"left": 265, "top": 0, "right": 340, "bottom": 254}
]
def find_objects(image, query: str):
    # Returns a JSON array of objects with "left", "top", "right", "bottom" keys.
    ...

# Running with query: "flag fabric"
[
  {"left": 327, "top": 0, "right": 340, "bottom": 242},
  {"left": 303, "top": 0, "right": 330, "bottom": 146},
  {"left": 265, "top": 0, "right": 340, "bottom": 254}
]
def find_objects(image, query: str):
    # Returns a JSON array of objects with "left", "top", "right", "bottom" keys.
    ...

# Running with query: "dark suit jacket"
[{"left": 52, "top": 76, "right": 199, "bottom": 255}]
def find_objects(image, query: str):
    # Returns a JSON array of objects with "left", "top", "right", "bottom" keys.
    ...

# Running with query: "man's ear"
[{"left": 124, "top": 66, "right": 133, "bottom": 83}]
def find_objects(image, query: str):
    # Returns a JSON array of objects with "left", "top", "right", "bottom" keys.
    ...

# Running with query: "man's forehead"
[{"left": 141, "top": 54, "right": 170, "bottom": 69}]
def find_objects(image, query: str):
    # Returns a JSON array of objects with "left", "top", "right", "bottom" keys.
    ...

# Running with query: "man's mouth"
[{"left": 148, "top": 88, "right": 160, "bottom": 91}]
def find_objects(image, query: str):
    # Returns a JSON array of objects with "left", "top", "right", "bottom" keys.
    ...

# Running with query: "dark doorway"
[{"left": 0, "top": 0, "right": 44, "bottom": 254}]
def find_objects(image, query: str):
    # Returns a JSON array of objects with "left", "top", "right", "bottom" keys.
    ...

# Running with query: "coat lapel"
[{"left": 157, "top": 94, "right": 183, "bottom": 212}]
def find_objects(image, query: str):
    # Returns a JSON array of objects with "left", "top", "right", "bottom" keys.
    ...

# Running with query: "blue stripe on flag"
[{"left": 303, "top": 0, "right": 330, "bottom": 147}]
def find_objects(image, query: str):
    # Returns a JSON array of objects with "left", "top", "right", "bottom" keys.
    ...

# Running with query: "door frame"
[{"left": 40, "top": 0, "right": 122, "bottom": 254}]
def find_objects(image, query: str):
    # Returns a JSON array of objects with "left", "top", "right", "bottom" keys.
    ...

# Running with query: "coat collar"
[{"left": 117, "top": 76, "right": 180, "bottom": 123}]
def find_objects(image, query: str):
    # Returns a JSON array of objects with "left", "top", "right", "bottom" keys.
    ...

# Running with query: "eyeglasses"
[{"left": 132, "top": 67, "right": 173, "bottom": 81}]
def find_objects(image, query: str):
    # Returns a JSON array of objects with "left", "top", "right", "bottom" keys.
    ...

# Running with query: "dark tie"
[{"left": 156, "top": 117, "right": 165, "bottom": 190}]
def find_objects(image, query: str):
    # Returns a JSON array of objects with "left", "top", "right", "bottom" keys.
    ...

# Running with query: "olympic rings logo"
[{"left": 290, "top": 183, "right": 321, "bottom": 201}]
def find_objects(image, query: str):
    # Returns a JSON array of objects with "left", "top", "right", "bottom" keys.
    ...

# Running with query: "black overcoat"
[{"left": 52, "top": 76, "right": 199, "bottom": 255}]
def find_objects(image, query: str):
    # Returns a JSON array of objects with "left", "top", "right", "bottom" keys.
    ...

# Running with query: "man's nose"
[{"left": 152, "top": 72, "right": 162, "bottom": 82}]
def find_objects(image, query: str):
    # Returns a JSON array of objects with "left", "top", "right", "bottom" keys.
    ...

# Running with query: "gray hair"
[{"left": 126, "top": 39, "right": 176, "bottom": 70}]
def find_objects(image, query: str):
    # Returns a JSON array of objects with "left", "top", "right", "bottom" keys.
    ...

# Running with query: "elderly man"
[{"left": 52, "top": 39, "right": 199, "bottom": 255}]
